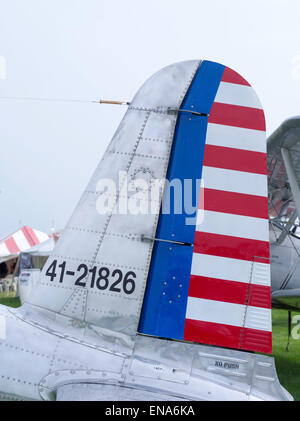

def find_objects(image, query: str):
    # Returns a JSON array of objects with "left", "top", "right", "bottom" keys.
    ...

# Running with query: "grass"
[
  {"left": 0, "top": 292, "right": 299, "bottom": 400},
  {"left": 272, "top": 309, "right": 300, "bottom": 401},
  {"left": 0, "top": 291, "right": 21, "bottom": 308}
]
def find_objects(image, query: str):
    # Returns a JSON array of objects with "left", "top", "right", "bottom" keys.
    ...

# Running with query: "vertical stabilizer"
[
  {"left": 139, "top": 63, "right": 271, "bottom": 353},
  {"left": 26, "top": 60, "right": 201, "bottom": 335}
]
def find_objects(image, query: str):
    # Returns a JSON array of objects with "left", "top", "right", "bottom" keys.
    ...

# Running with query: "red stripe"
[
  {"left": 203, "top": 144, "right": 267, "bottom": 175},
  {"left": 242, "top": 328, "right": 272, "bottom": 353},
  {"left": 26, "top": 227, "right": 40, "bottom": 245},
  {"left": 221, "top": 67, "right": 251, "bottom": 86},
  {"left": 248, "top": 284, "right": 272, "bottom": 308},
  {"left": 21, "top": 226, "right": 35, "bottom": 247},
  {"left": 193, "top": 231, "right": 270, "bottom": 261},
  {"left": 209, "top": 102, "right": 266, "bottom": 131},
  {"left": 5, "top": 237, "right": 19, "bottom": 254},
  {"left": 184, "top": 319, "right": 272, "bottom": 353},
  {"left": 188, "top": 275, "right": 271, "bottom": 308},
  {"left": 201, "top": 188, "right": 269, "bottom": 219}
]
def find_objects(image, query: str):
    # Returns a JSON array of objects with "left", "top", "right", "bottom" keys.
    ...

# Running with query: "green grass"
[
  {"left": 272, "top": 309, "right": 300, "bottom": 401},
  {"left": 0, "top": 291, "right": 21, "bottom": 308},
  {"left": 0, "top": 292, "right": 299, "bottom": 400}
]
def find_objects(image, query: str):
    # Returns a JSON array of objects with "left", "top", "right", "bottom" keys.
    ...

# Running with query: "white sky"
[{"left": 0, "top": 0, "right": 300, "bottom": 238}]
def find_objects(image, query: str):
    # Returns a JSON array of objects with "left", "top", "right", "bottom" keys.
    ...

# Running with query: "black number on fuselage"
[
  {"left": 96, "top": 267, "right": 109, "bottom": 290},
  {"left": 75, "top": 264, "right": 88, "bottom": 287},
  {"left": 123, "top": 271, "right": 136, "bottom": 295},
  {"left": 45, "top": 260, "right": 57, "bottom": 282},
  {"left": 109, "top": 269, "right": 122, "bottom": 292}
]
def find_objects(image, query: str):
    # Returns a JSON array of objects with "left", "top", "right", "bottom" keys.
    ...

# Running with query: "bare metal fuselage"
[{"left": 0, "top": 303, "right": 291, "bottom": 401}]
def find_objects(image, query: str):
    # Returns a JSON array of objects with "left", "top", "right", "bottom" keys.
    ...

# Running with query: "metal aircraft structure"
[
  {"left": 0, "top": 60, "right": 292, "bottom": 401},
  {"left": 268, "top": 117, "right": 300, "bottom": 311}
]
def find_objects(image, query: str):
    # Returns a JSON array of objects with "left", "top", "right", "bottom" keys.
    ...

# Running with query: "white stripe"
[
  {"left": 186, "top": 297, "right": 244, "bottom": 327},
  {"left": 244, "top": 305, "right": 272, "bottom": 332},
  {"left": 202, "top": 166, "right": 268, "bottom": 197},
  {"left": 13, "top": 230, "right": 30, "bottom": 252},
  {"left": 191, "top": 253, "right": 271, "bottom": 286},
  {"left": 206, "top": 123, "right": 266, "bottom": 153},
  {"left": 214, "top": 82, "right": 262, "bottom": 109},
  {"left": 0, "top": 242, "right": 9, "bottom": 257},
  {"left": 33, "top": 229, "right": 49, "bottom": 243},
  {"left": 196, "top": 210, "right": 269, "bottom": 242},
  {"left": 251, "top": 261, "right": 271, "bottom": 287},
  {"left": 186, "top": 297, "right": 271, "bottom": 332}
]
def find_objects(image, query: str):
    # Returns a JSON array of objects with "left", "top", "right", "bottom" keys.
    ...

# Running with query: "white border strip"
[
  {"left": 214, "top": 81, "right": 262, "bottom": 109},
  {"left": 186, "top": 297, "right": 271, "bottom": 331},
  {"left": 206, "top": 123, "right": 266, "bottom": 153},
  {"left": 191, "top": 253, "right": 271, "bottom": 286},
  {"left": 196, "top": 210, "right": 269, "bottom": 241},
  {"left": 202, "top": 166, "right": 268, "bottom": 197}
]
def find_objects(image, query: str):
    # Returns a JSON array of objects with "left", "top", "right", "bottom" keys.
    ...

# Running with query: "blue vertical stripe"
[{"left": 139, "top": 61, "right": 225, "bottom": 340}]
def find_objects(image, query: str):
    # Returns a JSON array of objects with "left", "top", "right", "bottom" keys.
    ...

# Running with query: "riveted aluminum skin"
[
  {"left": 0, "top": 60, "right": 292, "bottom": 401},
  {"left": 25, "top": 60, "right": 200, "bottom": 336},
  {"left": 0, "top": 303, "right": 292, "bottom": 401}
]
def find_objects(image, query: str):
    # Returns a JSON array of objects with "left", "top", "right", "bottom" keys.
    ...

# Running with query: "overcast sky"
[{"left": 0, "top": 0, "right": 300, "bottom": 238}]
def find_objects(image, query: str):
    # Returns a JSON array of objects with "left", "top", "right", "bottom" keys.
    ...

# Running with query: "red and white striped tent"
[{"left": 0, "top": 226, "right": 50, "bottom": 259}]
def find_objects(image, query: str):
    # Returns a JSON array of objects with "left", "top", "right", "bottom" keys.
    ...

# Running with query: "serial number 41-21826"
[{"left": 45, "top": 260, "right": 136, "bottom": 295}]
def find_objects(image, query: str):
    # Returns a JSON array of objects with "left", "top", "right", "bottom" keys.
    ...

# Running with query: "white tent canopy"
[
  {"left": 0, "top": 226, "right": 51, "bottom": 263},
  {"left": 26, "top": 236, "right": 55, "bottom": 255}
]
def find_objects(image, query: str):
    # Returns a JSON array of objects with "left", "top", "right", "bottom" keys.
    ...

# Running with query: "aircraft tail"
[{"left": 25, "top": 60, "right": 271, "bottom": 354}]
